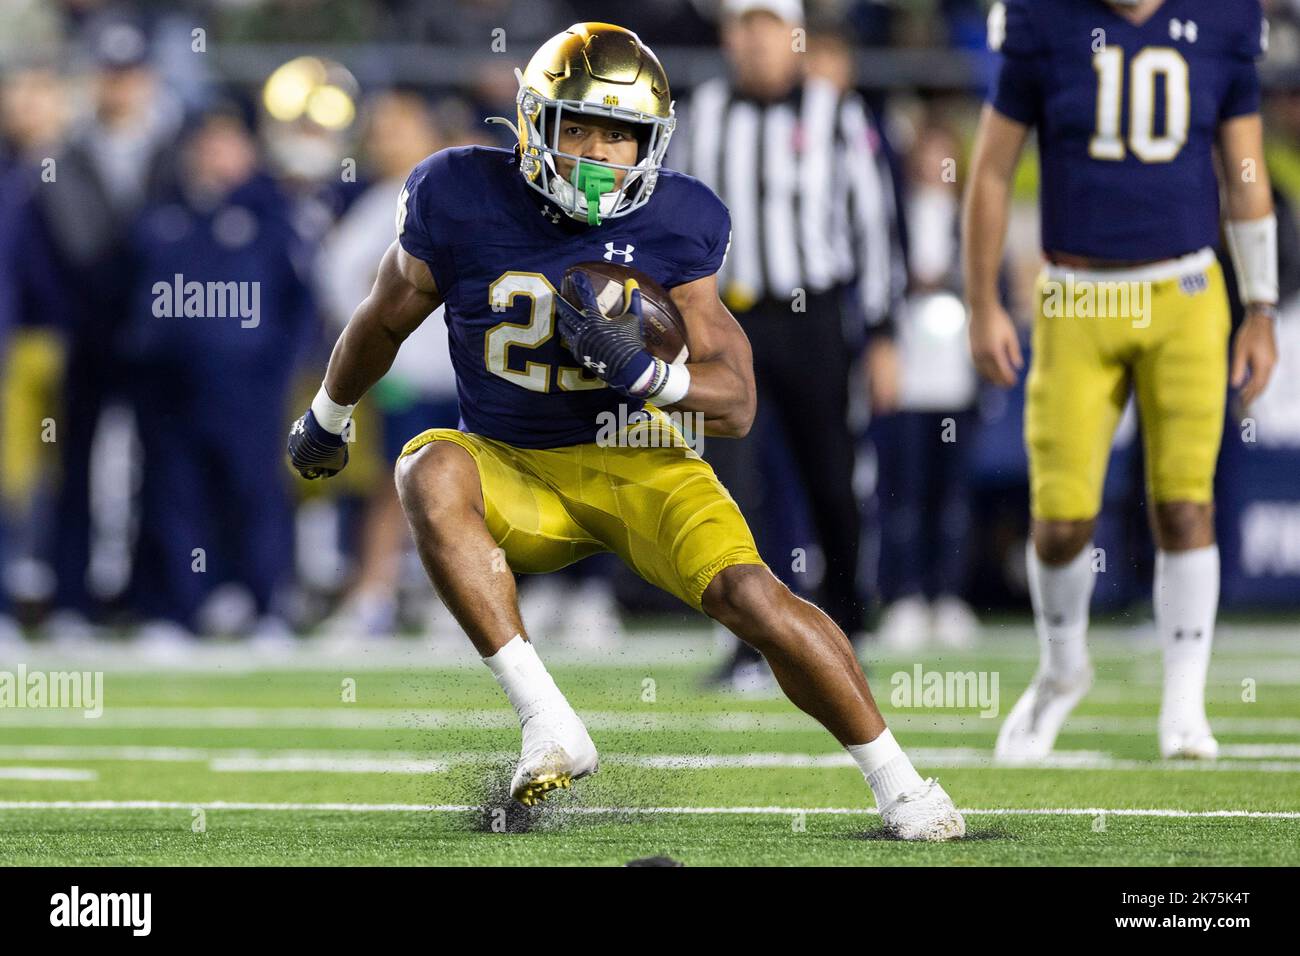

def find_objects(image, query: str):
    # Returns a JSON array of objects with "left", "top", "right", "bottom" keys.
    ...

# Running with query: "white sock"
[
  {"left": 847, "top": 729, "right": 926, "bottom": 809},
  {"left": 1026, "top": 539, "right": 1094, "bottom": 680},
  {"left": 1155, "top": 546, "right": 1219, "bottom": 733},
  {"left": 482, "top": 634, "right": 570, "bottom": 725}
]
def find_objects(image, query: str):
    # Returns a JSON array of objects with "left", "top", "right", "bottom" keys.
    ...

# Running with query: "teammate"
[
  {"left": 964, "top": 0, "right": 1278, "bottom": 760},
  {"left": 288, "top": 23, "right": 963, "bottom": 839}
]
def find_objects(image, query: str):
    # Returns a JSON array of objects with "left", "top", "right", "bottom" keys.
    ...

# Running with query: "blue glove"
[
  {"left": 556, "top": 272, "right": 657, "bottom": 396},
  {"left": 288, "top": 409, "right": 349, "bottom": 479}
]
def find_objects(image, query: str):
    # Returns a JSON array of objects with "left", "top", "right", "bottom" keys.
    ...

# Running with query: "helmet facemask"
[{"left": 498, "top": 68, "right": 675, "bottom": 226}]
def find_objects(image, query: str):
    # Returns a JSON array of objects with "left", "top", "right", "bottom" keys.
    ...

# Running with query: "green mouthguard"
[{"left": 573, "top": 162, "right": 616, "bottom": 225}]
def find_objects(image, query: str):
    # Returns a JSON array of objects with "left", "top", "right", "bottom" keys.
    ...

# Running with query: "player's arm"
[
  {"left": 287, "top": 241, "right": 443, "bottom": 479},
  {"left": 667, "top": 272, "right": 756, "bottom": 438},
  {"left": 962, "top": 105, "right": 1030, "bottom": 387},
  {"left": 323, "top": 241, "right": 442, "bottom": 405},
  {"left": 1219, "top": 113, "right": 1279, "bottom": 407}
]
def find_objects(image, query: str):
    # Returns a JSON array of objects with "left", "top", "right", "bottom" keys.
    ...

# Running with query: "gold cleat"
[{"left": 513, "top": 772, "right": 573, "bottom": 807}]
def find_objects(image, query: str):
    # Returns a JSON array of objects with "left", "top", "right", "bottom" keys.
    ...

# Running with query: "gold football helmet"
[{"left": 490, "top": 23, "right": 676, "bottom": 225}]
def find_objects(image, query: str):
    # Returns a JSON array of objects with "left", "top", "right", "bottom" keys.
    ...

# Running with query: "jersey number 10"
[{"left": 1090, "top": 47, "right": 1189, "bottom": 163}]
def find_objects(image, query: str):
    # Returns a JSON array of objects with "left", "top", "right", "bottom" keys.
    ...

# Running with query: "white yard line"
[
  {"left": 619, "top": 751, "right": 1300, "bottom": 773},
  {"left": 3, "top": 744, "right": 1300, "bottom": 773},
  {"left": 5, "top": 706, "right": 1300, "bottom": 736},
  {"left": 0, "top": 800, "right": 1296, "bottom": 819},
  {"left": 7, "top": 625, "right": 1299, "bottom": 672},
  {"left": 0, "top": 768, "right": 96, "bottom": 781},
  {"left": 0, "top": 745, "right": 471, "bottom": 763},
  {"left": 208, "top": 756, "right": 450, "bottom": 774},
  {"left": 1220, "top": 744, "right": 1300, "bottom": 758}
]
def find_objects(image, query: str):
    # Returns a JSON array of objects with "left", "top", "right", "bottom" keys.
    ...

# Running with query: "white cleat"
[
  {"left": 880, "top": 779, "right": 966, "bottom": 841},
  {"left": 995, "top": 667, "right": 1093, "bottom": 763},
  {"left": 509, "top": 706, "right": 599, "bottom": 807},
  {"left": 1160, "top": 725, "right": 1219, "bottom": 761}
]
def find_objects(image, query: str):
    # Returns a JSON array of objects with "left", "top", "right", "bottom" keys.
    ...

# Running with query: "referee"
[{"left": 672, "top": 0, "right": 905, "bottom": 687}]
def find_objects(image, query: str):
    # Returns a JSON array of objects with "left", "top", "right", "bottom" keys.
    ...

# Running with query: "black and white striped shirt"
[{"left": 671, "top": 76, "right": 905, "bottom": 328}]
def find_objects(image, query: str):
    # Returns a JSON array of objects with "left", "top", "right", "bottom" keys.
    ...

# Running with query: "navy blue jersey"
[
  {"left": 989, "top": 0, "right": 1265, "bottom": 260},
  {"left": 398, "top": 146, "right": 731, "bottom": 448}
]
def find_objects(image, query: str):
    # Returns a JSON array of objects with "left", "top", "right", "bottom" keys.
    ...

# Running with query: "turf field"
[{"left": 1, "top": 622, "right": 1298, "bottom": 866}]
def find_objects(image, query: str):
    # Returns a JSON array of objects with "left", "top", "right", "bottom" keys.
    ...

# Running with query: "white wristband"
[
  {"left": 311, "top": 384, "right": 355, "bottom": 436},
  {"left": 1225, "top": 213, "right": 1278, "bottom": 306},
  {"left": 653, "top": 361, "right": 691, "bottom": 406}
]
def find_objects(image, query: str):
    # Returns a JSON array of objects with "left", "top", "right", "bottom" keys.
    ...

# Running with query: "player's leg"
[
  {"left": 395, "top": 430, "right": 603, "bottom": 803},
  {"left": 701, "top": 563, "right": 961, "bottom": 839},
  {"left": 1149, "top": 500, "right": 1218, "bottom": 759},
  {"left": 395, "top": 438, "right": 525, "bottom": 655},
  {"left": 1135, "top": 264, "right": 1231, "bottom": 760},
  {"left": 700, "top": 382, "right": 770, "bottom": 683},
  {"left": 703, "top": 564, "right": 881, "bottom": 743},
  {"left": 555, "top": 411, "right": 962, "bottom": 839},
  {"left": 999, "top": 271, "right": 1129, "bottom": 761}
]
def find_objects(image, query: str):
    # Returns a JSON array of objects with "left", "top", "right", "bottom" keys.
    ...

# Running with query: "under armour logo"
[
  {"left": 540, "top": 204, "right": 562, "bottom": 224},
  {"left": 583, "top": 356, "right": 607, "bottom": 374},
  {"left": 1170, "top": 18, "right": 1198, "bottom": 43},
  {"left": 1173, "top": 628, "right": 1205, "bottom": 641},
  {"left": 604, "top": 242, "right": 635, "bottom": 263},
  {"left": 291, "top": 419, "right": 305, "bottom": 436}
]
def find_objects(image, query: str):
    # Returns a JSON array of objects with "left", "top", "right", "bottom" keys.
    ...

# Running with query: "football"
[{"left": 560, "top": 261, "right": 689, "bottom": 364}]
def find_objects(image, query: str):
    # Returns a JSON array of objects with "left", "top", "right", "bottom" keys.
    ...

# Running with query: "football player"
[
  {"left": 288, "top": 24, "right": 964, "bottom": 839},
  {"left": 964, "top": 0, "right": 1278, "bottom": 760}
]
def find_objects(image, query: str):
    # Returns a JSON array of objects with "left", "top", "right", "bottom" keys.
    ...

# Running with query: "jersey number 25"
[{"left": 485, "top": 272, "right": 605, "bottom": 393}]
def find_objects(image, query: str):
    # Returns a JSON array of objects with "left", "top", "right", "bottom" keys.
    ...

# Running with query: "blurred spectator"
[
  {"left": 260, "top": 56, "right": 362, "bottom": 196},
  {"left": 806, "top": 29, "right": 856, "bottom": 93},
  {"left": 315, "top": 90, "right": 459, "bottom": 642},
  {"left": 674, "top": 0, "right": 905, "bottom": 687},
  {"left": 122, "top": 104, "right": 316, "bottom": 651},
  {"left": 0, "top": 67, "right": 69, "bottom": 161},
  {"left": 1, "top": 68, "right": 73, "bottom": 641},
  {"left": 29, "top": 18, "right": 181, "bottom": 643},
  {"left": 874, "top": 119, "right": 980, "bottom": 650}
]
